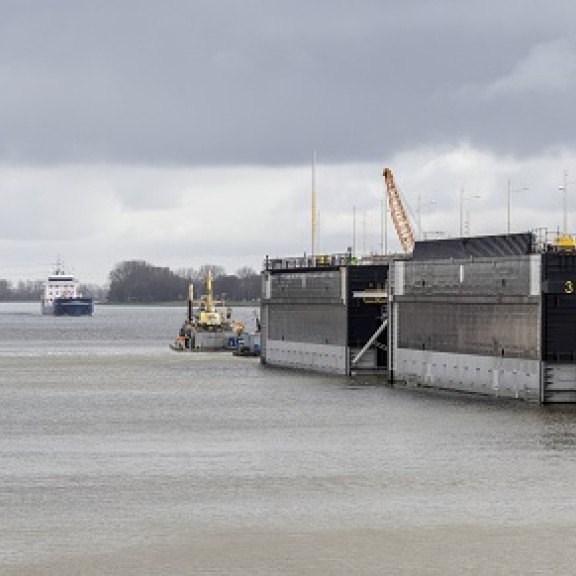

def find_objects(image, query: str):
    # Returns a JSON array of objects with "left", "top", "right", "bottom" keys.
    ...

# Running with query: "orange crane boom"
[{"left": 383, "top": 167, "right": 416, "bottom": 254}]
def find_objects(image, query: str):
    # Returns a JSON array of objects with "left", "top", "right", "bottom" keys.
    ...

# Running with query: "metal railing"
[
  {"left": 262, "top": 252, "right": 405, "bottom": 272},
  {"left": 263, "top": 253, "right": 352, "bottom": 272}
]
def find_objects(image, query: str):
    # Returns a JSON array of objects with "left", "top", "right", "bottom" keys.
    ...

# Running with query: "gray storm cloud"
[
  {"left": 1, "top": 1, "right": 576, "bottom": 284},
  {"left": 1, "top": 1, "right": 575, "bottom": 165}
]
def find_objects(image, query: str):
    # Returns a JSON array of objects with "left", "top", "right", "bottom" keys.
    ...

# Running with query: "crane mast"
[{"left": 383, "top": 167, "right": 416, "bottom": 254}]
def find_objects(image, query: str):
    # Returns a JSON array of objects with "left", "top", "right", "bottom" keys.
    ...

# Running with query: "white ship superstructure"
[{"left": 41, "top": 262, "right": 93, "bottom": 316}]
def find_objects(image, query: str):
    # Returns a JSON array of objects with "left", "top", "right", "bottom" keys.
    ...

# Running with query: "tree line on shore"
[{"left": 0, "top": 260, "right": 261, "bottom": 303}]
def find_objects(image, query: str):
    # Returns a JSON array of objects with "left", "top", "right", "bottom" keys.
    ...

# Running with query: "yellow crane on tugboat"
[{"left": 170, "top": 270, "right": 245, "bottom": 352}]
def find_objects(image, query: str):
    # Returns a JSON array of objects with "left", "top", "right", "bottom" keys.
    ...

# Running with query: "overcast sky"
[{"left": 1, "top": 0, "right": 576, "bottom": 284}]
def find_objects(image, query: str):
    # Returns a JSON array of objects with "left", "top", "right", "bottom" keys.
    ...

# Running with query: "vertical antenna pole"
[
  {"left": 311, "top": 151, "right": 317, "bottom": 258},
  {"left": 563, "top": 170, "right": 568, "bottom": 235},
  {"left": 353, "top": 205, "right": 356, "bottom": 257}
]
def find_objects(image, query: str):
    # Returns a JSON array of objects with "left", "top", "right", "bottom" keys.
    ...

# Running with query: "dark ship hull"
[{"left": 52, "top": 297, "right": 94, "bottom": 317}]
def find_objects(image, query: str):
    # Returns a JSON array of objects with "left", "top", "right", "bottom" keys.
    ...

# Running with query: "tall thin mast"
[
  {"left": 206, "top": 269, "right": 214, "bottom": 313},
  {"left": 353, "top": 205, "right": 357, "bottom": 257},
  {"left": 563, "top": 170, "right": 568, "bottom": 235},
  {"left": 311, "top": 151, "right": 317, "bottom": 257}
]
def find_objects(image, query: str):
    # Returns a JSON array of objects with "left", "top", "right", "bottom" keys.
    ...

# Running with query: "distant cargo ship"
[{"left": 41, "top": 262, "right": 94, "bottom": 317}]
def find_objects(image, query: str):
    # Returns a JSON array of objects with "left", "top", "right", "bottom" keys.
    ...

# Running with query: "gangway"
[{"left": 351, "top": 318, "right": 388, "bottom": 366}]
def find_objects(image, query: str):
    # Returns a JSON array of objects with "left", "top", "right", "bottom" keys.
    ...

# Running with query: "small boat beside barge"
[{"left": 233, "top": 331, "right": 261, "bottom": 357}]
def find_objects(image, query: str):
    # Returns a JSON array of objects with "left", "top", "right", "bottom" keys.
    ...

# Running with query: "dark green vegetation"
[
  {"left": 0, "top": 279, "right": 44, "bottom": 302},
  {"left": 0, "top": 261, "right": 261, "bottom": 304}
]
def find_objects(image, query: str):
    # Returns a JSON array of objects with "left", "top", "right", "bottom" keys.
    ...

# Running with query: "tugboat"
[
  {"left": 41, "top": 261, "right": 94, "bottom": 316},
  {"left": 170, "top": 270, "right": 244, "bottom": 351}
]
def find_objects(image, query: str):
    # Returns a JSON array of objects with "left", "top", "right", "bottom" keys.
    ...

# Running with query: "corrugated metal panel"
[
  {"left": 267, "top": 270, "right": 343, "bottom": 302},
  {"left": 412, "top": 232, "right": 534, "bottom": 261},
  {"left": 398, "top": 301, "right": 539, "bottom": 359},
  {"left": 394, "top": 348, "right": 541, "bottom": 401},
  {"left": 267, "top": 304, "right": 347, "bottom": 345},
  {"left": 393, "top": 253, "right": 541, "bottom": 381},
  {"left": 265, "top": 340, "right": 348, "bottom": 374},
  {"left": 401, "top": 255, "right": 535, "bottom": 297}
]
